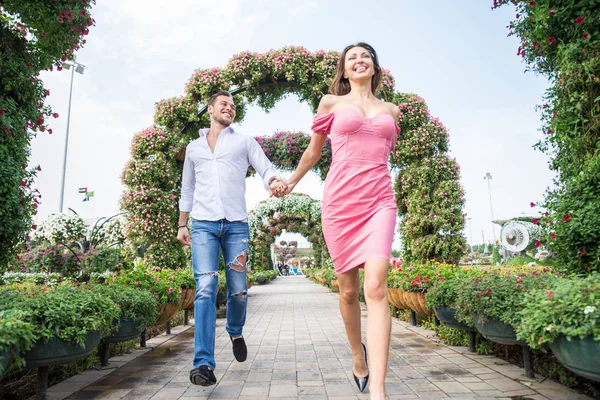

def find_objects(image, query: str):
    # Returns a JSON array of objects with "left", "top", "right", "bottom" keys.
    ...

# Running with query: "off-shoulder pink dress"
[{"left": 312, "top": 108, "right": 399, "bottom": 274}]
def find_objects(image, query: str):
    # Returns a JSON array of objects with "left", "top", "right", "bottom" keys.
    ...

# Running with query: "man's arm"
[
  {"left": 177, "top": 145, "right": 194, "bottom": 246},
  {"left": 247, "top": 137, "right": 280, "bottom": 191}
]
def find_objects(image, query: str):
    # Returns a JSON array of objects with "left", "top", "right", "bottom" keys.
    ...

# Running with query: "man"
[{"left": 177, "top": 90, "right": 285, "bottom": 386}]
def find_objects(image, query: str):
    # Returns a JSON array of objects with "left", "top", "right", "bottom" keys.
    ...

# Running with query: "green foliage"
[
  {"left": 455, "top": 268, "right": 555, "bottom": 328},
  {"left": 516, "top": 273, "right": 600, "bottom": 349},
  {"left": 0, "top": 282, "right": 120, "bottom": 347},
  {"left": 90, "top": 284, "right": 158, "bottom": 331},
  {"left": 0, "top": 0, "right": 95, "bottom": 271},
  {"left": 0, "top": 272, "right": 65, "bottom": 286},
  {"left": 249, "top": 270, "right": 278, "bottom": 284},
  {"left": 425, "top": 267, "right": 483, "bottom": 311},
  {"left": 494, "top": 0, "right": 600, "bottom": 275},
  {"left": 0, "top": 309, "right": 35, "bottom": 372},
  {"left": 108, "top": 265, "right": 181, "bottom": 306},
  {"left": 387, "top": 262, "right": 456, "bottom": 293}
]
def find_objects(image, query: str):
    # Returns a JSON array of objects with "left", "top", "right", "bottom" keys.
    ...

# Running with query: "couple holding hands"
[{"left": 177, "top": 42, "right": 400, "bottom": 399}]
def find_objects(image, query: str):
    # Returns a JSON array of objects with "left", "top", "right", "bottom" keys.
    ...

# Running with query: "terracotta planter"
[
  {"left": 179, "top": 288, "right": 195, "bottom": 310},
  {"left": 549, "top": 336, "right": 600, "bottom": 383},
  {"left": 23, "top": 331, "right": 102, "bottom": 368},
  {"left": 155, "top": 303, "right": 180, "bottom": 326}
]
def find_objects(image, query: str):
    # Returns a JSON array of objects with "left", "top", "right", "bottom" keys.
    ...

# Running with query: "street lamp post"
[
  {"left": 466, "top": 217, "right": 473, "bottom": 255},
  {"left": 483, "top": 172, "right": 496, "bottom": 244},
  {"left": 58, "top": 58, "right": 86, "bottom": 213}
]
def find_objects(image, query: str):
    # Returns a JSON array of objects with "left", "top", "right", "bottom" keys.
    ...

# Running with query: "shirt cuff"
[{"left": 179, "top": 199, "right": 193, "bottom": 212}]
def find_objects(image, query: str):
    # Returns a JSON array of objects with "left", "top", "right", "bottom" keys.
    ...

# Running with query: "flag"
[
  {"left": 78, "top": 187, "right": 87, "bottom": 193},
  {"left": 82, "top": 197, "right": 89, "bottom": 202},
  {"left": 85, "top": 191, "right": 95, "bottom": 197}
]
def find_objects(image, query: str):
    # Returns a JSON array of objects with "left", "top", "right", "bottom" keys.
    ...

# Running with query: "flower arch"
[
  {"left": 120, "top": 46, "right": 466, "bottom": 270},
  {"left": 248, "top": 193, "right": 326, "bottom": 270}
]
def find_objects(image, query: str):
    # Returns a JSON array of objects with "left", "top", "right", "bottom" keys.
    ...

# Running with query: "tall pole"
[
  {"left": 58, "top": 66, "right": 76, "bottom": 213},
  {"left": 484, "top": 172, "right": 496, "bottom": 244},
  {"left": 466, "top": 217, "right": 473, "bottom": 255}
]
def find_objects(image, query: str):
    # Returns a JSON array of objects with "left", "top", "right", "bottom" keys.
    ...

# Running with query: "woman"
[{"left": 281, "top": 42, "right": 400, "bottom": 399}]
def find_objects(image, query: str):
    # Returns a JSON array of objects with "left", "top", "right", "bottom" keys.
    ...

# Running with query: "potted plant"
[
  {"left": 455, "top": 268, "right": 555, "bottom": 345},
  {"left": 0, "top": 282, "right": 120, "bottom": 367},
  {"left": 111, "top": 266, "right": 181, "bottom": 326},
  {"left": 92, "top": 284, "right": 158, "bottom": 342},
  {"left": 0, "top": 309, "right": 36, "bottom": 376},
  {"left": 425, "top": 268, "right": 482, "bottom": 331},
  {"left": 516, "top": 273, "right": 600, "bottom": 382},
  {"left": 174, "top": 267, "right": 196, "bottom": 310}
]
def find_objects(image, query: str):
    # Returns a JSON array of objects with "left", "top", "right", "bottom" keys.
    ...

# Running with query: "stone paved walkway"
[{"left": 55, "top": 276, "right": 592, "bottom": 400}]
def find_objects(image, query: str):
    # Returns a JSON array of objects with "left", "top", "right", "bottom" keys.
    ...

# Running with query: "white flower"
[
  {"left": 584, "top": 306, "right": 596, "bottom": 315},
  {"left": 546, "top": 325, "right": 553, "bottom": 332}
]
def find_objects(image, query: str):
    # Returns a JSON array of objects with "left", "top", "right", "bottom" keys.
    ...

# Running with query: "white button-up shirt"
[{"left": 179, "top": 127, "right": 277, "bottom": 222}]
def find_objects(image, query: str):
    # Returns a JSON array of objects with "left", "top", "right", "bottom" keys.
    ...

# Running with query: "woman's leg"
[
  {"left": 336, "top": 268, "right": 368, "bottom": 377},
  {"left": 363, "top": 257, "right": 391, "bottom": 398}
]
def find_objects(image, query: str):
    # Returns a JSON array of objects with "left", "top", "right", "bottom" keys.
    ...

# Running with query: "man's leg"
[
  {"left": 190, "top": 220, "right": 220, "bottom": 385},
  {"left": 221, "top": 220, "right": 249, "bottom": 362}
]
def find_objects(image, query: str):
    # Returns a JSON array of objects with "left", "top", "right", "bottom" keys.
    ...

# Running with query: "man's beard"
[{"left": 214, "top": 114, "right": 232, "bottom": 127}]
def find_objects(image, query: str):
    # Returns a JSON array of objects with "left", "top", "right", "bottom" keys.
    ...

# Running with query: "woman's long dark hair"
[{"left": 328, "top": 42, "right": 382, "bottom": 96}]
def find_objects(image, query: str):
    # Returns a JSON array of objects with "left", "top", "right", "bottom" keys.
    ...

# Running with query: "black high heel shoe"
[{"left": 353, "top": 342, "right": 369, "bottom": 392}]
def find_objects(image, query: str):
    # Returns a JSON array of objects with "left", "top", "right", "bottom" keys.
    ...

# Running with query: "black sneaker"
[
  {"left": 189, "top": 365, "right": 216, "bottom": 386},
  {"left": 231, "top": 336, "right": 247, "bottom": 362}
]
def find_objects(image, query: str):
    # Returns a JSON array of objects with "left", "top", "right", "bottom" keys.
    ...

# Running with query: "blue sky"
[{"left": 31, "top": 0, "right": 553, "bottom": 249}]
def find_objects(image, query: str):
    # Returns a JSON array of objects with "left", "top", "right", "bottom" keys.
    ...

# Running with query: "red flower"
[
  {"left": 546, "top": 290, "right": 553, "bottom": 299},
  {"left": 484, "top": 289, "right": 492, "bottom": 295},
  {"left": 562, "top": 215, "right": 571, "bottom": 222},
  {"left": 423, "top": 277, "right": 429, "bottom": 283},
  {"left": 582, "top": 33, "right": 590, "bottom": 40},
  {"left": 549, "top": 9, "right": 557, "bottom": 16},
  {"left": 439, "top": 277, "right": 445, "bottom": 281},
  {"left": 48, "top": 129, "right": 53, "bottom": 134},
  {"left": 53, "top": 113, "right": 59, "bottom": 118},
  {"left": 547, "top": 37, "right": 557, "bottom": 45},
  {"left": 529, "top": 1, "right": 535, "bottom": 6},
  {"left": 20, "top": 180, "right": 27, "bottom": 187},
  {"left": 575, "top": 16, "right": 584, "bottom": 25},
  {"left": 532, "top": 41, "right": 540, "bottom": 49},
  {"left": 32, "top": 225, "right": 37, "bottom": 230},
  {"left": 544, "top": 211, "right": 549, "bottom": 216},
  {"left": 579, "top": 249, "right": 587, "bottom": 256},
  {"left": 530, "top": 202, "right": 535, "bottom": 207},
  {"left": 79, "top": 9, "right": 87, "bottom": 16},
  {"left": 550, "top": 233, "right": 557, "bottom": 239},
  {"left": 0, "top": 109, "right": 4, "bottom": 117},
  {"left": 532, "top": 218, "right": 539, "bottom": 225},
  {"left": 65, "top": 10, "right": 73, "bottom": 20},
  {"left": 57, "top": 17, "right": 64, "bottom": 23},
  {"left": 535, "top": 241, "right": 541, "bottom": 248}
]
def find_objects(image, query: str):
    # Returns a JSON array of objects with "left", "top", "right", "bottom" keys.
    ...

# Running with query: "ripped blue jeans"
[{"left": 191, "top": 219, "right": 249, "bottom": 370}]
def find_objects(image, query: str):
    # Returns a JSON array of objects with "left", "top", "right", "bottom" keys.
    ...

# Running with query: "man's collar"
[{"left": 198, "top": 126, "right": 234, "bottom": 137}]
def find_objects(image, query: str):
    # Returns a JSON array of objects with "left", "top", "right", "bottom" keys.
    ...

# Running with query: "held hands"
[{"left": 269, "top": 178, "right": 296, "bottom": 198}]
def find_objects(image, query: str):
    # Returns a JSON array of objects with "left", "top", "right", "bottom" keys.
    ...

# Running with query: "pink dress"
[{"left": 312, "top": 108, "right": 400, "bottom": 274}]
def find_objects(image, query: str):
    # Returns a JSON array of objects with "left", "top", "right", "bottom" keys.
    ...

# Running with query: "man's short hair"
[{"left": 208, "top": 90, "right": 233, "bottom": 106}]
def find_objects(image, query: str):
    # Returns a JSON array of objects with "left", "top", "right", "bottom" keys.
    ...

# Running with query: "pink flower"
[
  {"left": 582, "top": 33, "right": 590, "bottom": 40},
  {"left": 0, "top": 109, "right": 4, "bottom": 117},
  {"left": 530, "top": 202, "right": 535, "bottom": 208},
  {"left": 547, "top": 37, "right": 557, "bottom": 45},
  {"left": 579, "top": 249, "right": 587, "bottom": 256},
  {"left": 535, "top": 241, "right": 541, "bottom": 248},
  {"left": 168, "top": 288, "right": 174, "bottom": 294},
  {"left": 52, "top": 113, "right": 59, "bottom": 118},
  {"left": 574, "top": 16, "right": 584, "bottom": 25}
]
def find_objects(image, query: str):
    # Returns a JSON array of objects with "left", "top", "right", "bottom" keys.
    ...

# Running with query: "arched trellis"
[
  {"left": 120, "top": 46, "right": 466, "bottom": 270},
  {"left": 248, "top": 193, "right": 326, "bottom": 270}
]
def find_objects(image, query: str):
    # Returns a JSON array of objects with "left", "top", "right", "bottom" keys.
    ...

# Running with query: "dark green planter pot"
[
  {"left": 0, "top": 350, "right": 11, "bottom": 376},
  {"left": 549, "top": 336, "right": 600, "bottom": 383},
  {"left": 473, "top": 313, "right": 524, "bottom": 345},
  {"left": 23, "top": 331, "right": 102, "bottom": 368},
  {"left": 434, "top": 307, "right": 474, "bottom": 331},
  {"left": 105, "top": 319, "right": 143, "bottom": 343}
]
